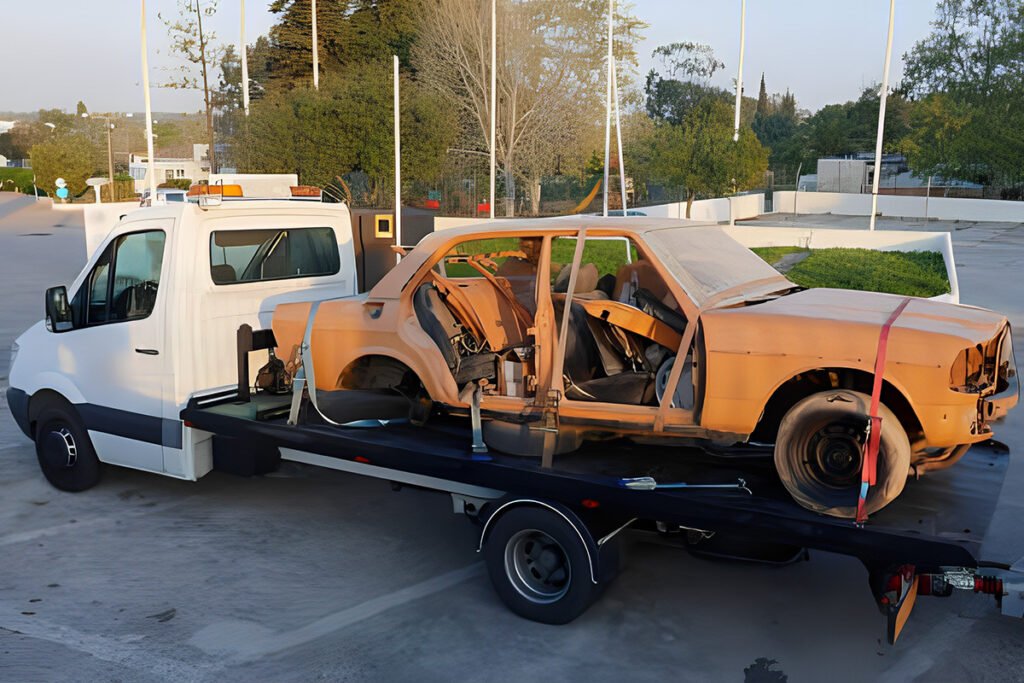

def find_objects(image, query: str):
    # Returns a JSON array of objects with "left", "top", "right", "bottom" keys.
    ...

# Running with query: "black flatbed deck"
[{"left": 183, "top": 392, "right": 1014, "bottom": 573}]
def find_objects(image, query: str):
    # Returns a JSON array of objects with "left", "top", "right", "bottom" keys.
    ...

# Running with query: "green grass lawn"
[
  {"left": 752, "top": 246, "right": 950, "bottom": 298},
  {"left": 0, "top": 168, "right": 37, "bottom": 195},
  {"left": 445, "top": 236, "right": 637, "bottom": 280}
]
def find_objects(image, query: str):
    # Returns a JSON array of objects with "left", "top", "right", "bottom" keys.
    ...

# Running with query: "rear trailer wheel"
[
  {"left": 483, "top": 507, "right": 601, "bottom": 624},
  {"left": 34, "top": 407, "right": 101, "bottom": 492},
  {"left": 774, "top": 390, "right": 910, "bottom": 519}
]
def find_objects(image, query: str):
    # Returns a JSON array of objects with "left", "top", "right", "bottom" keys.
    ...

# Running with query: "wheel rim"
[
  {"left": 805, "top": 420, "right": 866, "bottom": 489},
  {"left": 41, "top": 425, "right": 78, "bottom": 469},
  {"left": 504, "top": 529, "right": 571, "bottom": 604}
]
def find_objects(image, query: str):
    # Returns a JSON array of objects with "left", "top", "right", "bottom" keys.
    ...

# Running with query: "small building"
[{"left": 129, "top": 144, "right": 210, "bottom": 193}]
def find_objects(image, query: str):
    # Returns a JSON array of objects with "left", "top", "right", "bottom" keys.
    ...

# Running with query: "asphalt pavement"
[{"left": 1, "top": 194, "right": 1022, "bottom": 682}]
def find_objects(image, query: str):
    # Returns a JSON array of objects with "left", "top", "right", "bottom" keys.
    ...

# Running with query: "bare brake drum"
[{"left": 655, "top": 355, "right": 693, "bottom": 410}]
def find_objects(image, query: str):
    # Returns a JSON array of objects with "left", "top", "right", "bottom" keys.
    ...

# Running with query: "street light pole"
[
  {"left": 732, "top": 0, "right": 746, "bottom": 142},
  {"left": 83, "top": 113, "right": 117, "bottom": 201},
  {"left": 489, "top": 0, "right": 496, "bottom": 219},
  {"left": 602, "top": 0, "right": 613, "bottom": 217},
  {"left": 141, "top": 0, "right": 158, "bottom": 203}
]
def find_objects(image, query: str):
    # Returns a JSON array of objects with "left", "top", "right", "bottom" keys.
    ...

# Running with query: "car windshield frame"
[{"left": 642, "top": 225, "right": 793, "bottom": 308}]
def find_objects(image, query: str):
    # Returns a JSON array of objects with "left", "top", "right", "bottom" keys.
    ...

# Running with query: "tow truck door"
[{"left": 66, "top": 221, "right": 170, "bottom": 473}]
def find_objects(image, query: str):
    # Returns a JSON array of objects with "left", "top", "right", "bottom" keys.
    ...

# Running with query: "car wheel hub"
[
  {"left": 504, "top": 529, "right": 571, "bottom": 604},
  {"left": 42, "top": 426, "right": 77, "bottom": 469},
  {"left": 809, "top": 423, "right": 864, "bottom": 488}
]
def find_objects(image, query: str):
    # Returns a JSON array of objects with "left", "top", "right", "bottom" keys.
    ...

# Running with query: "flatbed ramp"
[{"left": 183, "top": 392, "right": 1023, "bottom": 642}]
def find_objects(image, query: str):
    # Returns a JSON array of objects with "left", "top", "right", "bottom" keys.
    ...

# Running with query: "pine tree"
[{"left": 755, "top": 73, "right": 769, "bottom": 117}]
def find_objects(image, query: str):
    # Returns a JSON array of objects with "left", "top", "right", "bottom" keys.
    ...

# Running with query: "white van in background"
[{"left": 7, "top": 198, "right": 358, "bottom": 491}]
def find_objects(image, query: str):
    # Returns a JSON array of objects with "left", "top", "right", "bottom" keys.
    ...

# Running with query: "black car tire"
[{"left": 34, "top": 405, "right": 102, "bottom": 492}]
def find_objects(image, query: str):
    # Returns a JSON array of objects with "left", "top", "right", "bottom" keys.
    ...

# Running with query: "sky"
[{"left": 0, "top": 1, "right": 939, "bottom": 116}]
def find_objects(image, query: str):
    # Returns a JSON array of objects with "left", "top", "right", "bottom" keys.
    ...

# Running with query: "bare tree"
[
  {"left": 161, "top": 0, "right": 224, "bottom": 173},
  {"left": 414, "top": 0, "right": 642, "bottom": 216}
]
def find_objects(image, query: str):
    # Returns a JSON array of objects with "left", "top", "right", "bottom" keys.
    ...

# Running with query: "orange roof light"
[
  {"left": 291, "top": 185, "right": 322, "bottom": 197},
  {"left": 187, "top": 184, "right": 244, "bottom": 197}
]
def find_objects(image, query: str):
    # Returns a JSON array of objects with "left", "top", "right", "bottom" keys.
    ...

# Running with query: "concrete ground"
[{"left": 1, "top": 194, "right": 1022, "bottom": 682}]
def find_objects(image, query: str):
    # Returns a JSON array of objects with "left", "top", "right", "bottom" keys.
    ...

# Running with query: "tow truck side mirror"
[{"left": 45, "top": 286, "right": 73, "bottom": 333}]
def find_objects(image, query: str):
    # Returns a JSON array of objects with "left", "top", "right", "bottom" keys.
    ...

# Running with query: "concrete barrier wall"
[
  {"left": 773, "top": 191, "right": 1024, "bottom": 223},
  {"left": 724, "top": 224, "right": 959, "bottom": 303}
]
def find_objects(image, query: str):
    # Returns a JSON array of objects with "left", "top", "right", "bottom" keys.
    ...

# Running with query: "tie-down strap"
[{"left": 857, "top": 297, "right": 913, "bottom": 524}]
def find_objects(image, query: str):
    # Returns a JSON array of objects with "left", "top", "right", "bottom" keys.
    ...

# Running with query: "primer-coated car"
[{"left": 272, "top": 218, "right": 1018, "bottom": 518}]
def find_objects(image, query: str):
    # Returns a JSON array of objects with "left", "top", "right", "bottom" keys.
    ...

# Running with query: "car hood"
[{"left": 735, "top": 288, "right": 1007, "bottom": 345}]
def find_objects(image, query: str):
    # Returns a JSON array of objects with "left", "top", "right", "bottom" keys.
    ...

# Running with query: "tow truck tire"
[
  {"left": 34, "top": 406, "right": 101, "bottom": 492},
  {"left": 483, "top": 507, "right": 600, "bottom": 624},
  {"left": 775, "top": 390, "right": 910, "bottom": 519}
]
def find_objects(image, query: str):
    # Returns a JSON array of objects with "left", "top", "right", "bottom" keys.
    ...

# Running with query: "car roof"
[{"left": 371, "top": 216, "right": 724, "bottom": 300}]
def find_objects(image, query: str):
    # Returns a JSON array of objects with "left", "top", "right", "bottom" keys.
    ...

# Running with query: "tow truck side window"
[
  {"left": 70, "top": 230, "right": 166, "bottom": 326},
  {"left": 209, "top": 228, "right": 340, "bottom": 285}
]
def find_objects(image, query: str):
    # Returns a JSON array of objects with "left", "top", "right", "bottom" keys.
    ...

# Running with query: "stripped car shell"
[{"left": 272, "top": 218, "right": 1018, "bottom": 517}]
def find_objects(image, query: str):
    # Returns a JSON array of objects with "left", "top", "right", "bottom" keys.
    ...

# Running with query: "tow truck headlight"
[{"left": 9, "top": 340, "right": 18, "bottom": 368}]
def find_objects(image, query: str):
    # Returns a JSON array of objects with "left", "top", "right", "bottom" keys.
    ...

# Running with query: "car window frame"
[
  {"left": 208, "top": 226, "right": 341, "bottom": 286},
  {"left": 70, "top": 228, "right": 167, "bottom": 329}
]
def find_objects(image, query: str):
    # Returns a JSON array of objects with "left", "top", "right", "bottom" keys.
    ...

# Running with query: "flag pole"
[
  {"left": 602, "top": 0, "right": 613, "bottom": 217},
  {"left": 869, "top": 0, "right": 896, "bottom": 231},
  {"left": 489, "top": 0, "right": 496, "bottom": 219},
  {"left": 141, "top": 0, "right": 158, "bottom": 203},
  {"left": 732, "top": 0, "right": 746, "bottom": 142},
  {"left": 394, "top": 55, "right": 402, "bottom": 254},
  {"left": 241, "top": 0, "right": 250, "bottom": 115}
]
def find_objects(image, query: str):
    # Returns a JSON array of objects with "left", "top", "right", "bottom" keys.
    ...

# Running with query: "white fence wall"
[
  {"left": 724, "top": 224, "right": 959, "bottom": 303},
  {"left": 773, "top": 191, "right": 1024, "bottom": 223}
]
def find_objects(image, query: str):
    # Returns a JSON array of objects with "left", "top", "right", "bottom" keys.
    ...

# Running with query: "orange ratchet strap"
[{"left": 857, "top": 297, "right": 913, "bottom": 524}]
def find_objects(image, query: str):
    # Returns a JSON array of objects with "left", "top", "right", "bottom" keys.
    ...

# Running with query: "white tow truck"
[
  {"left": 6, "top": 195, "right": 1024, "bottom": 639},
  {"left": 8, "top": 196, "right": 358, "bottom": 488}
]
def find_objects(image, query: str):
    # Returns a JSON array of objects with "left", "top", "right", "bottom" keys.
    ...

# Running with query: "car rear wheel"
[
  {"left": 34, "top": 406, "right": 101, "bottom": 492},
  {"left": 774, "top": 390, "right": 910, "bottom": 518}
]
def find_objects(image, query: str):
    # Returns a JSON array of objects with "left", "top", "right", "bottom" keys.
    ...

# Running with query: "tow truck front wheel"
[
  {"left": 34, "top": 406, "right": 101, "bottom": 492},
  {"left": 483, "top": 507, "right": 602, "bottom": 624},
  {"left": 775, "top": 390, "right": 911, "bottom": 519}
]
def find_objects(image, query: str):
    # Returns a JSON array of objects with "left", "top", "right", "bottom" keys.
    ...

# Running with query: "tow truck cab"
[{"left": 7, "top": 199, "right": 359, "bottom": 480}]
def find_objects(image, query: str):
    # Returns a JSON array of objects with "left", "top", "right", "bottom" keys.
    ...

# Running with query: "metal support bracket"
[{"left": 470, "top": 383, "right": 487, "bottom": 454}]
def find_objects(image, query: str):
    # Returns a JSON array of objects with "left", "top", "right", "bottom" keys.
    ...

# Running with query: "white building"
[{"left": 129, "top": 144, "right": 210, "bottom": 193}]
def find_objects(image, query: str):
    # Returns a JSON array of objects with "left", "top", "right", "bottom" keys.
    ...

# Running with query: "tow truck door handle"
[{"left": 135, "top": 348, "right": 159, "bottom": 355}]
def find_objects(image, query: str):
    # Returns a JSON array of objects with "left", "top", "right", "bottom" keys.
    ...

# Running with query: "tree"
[
  {"left": 235, "top": 66, "right": 456, "bottom": 202},
  {"left": 640, "top": 98, "right": 767, "bottom": 217},
  {"left": 161, "top": 0, "right": 224, "bottom": 173},
  {"left": 76, "top": 101, "right": 89, "bottom": 116},
  {"left": 413, "top": 0, "right": 644, "bottom": 215},
  {"left": 755, "top": 73, "right": 768, "bottom": 118},
  {"left": 644, "top": 42, "right": 729, "bottom": 126},
  {"left": 30, "top": 133, "right": 97, "bottom": 197},
  {"left": 214, "top": 45, "right": 244, "bottom": 142},
  {"left": 264, "top": 0, "right": 422, "bottom": 87},
  {"left": 901, "top": 0, "right": 1024, "bottom": 185}
]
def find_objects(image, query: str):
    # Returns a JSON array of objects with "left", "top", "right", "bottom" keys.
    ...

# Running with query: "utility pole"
[
  {"left": 869, "top": 0, "right": 896, "bottom": 231},
  {"left": 83, "top": 114, "right": 117, "bottom": 201},
  {"left": 612, "top": 60, "right": 627, "bottom": 215}
]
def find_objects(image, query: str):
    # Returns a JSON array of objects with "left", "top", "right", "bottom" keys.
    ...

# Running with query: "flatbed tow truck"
[
  {"left": 9, "top": 195, "right": 1022, "bottom": 646},
  {"left": 181, "top": 326, "right": 1024, "bottom": 644}
]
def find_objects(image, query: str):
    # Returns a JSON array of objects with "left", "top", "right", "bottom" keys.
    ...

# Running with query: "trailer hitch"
[{"left": 619, "top": 476, "right": 752, "bottom": 495}]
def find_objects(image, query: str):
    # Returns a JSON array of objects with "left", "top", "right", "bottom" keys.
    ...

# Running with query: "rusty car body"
[{"left": 271, "top": 218, "right": 1018, "bottom": 517}]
